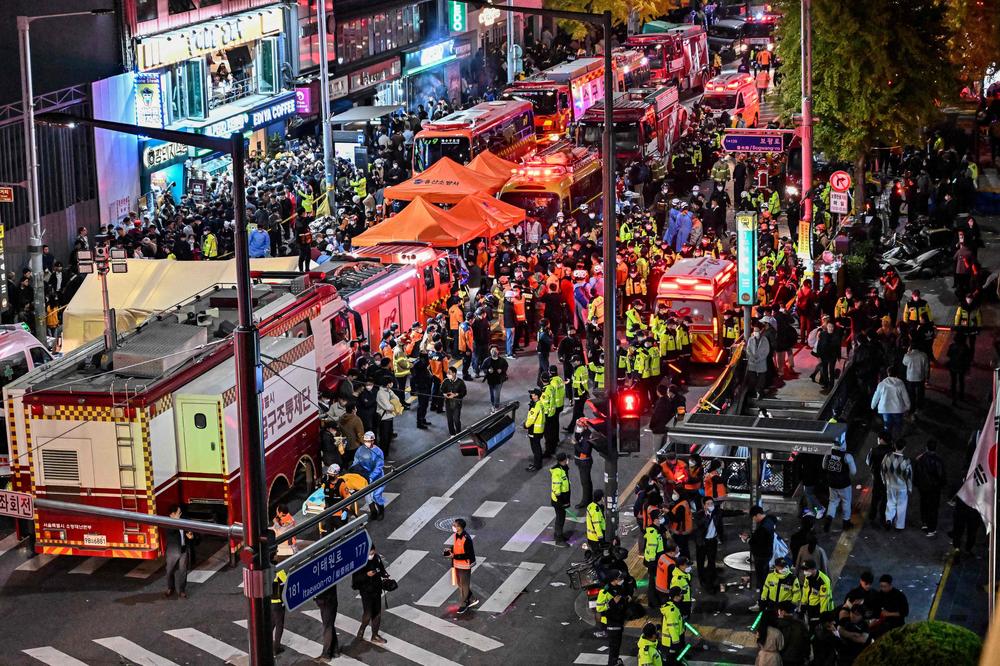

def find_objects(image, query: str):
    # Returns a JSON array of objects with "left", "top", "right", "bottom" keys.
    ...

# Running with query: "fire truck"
[
  {"left": 576, "top": 86, "right": 687, "bottom": 169},
  {"left": 611, "top": 48, "right": 652, "bottom": 91},
  {"left": 4, "top": 262, "right": 425, "bottom": 559},
  {"left": 498, "top": 141, "right": 603, "bottom": 223},
  {"left": 501, "top": 58, "right": 606, "bottom": 143},
  {"left": 656, "top": 257, "right": 736, "bottom": 363},
  {"left": 626, "top": 24, "right": 710, "bottom": 92}
]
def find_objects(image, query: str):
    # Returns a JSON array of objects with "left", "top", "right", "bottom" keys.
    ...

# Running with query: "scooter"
[{"left": 881, "top": 245, "right": 949, "bottom": 279}]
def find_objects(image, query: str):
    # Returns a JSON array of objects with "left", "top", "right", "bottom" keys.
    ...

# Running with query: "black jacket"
[
  {"left": 351, "top": 554, "right": 388, "bottom": 594},
  {"left": 749, "top": 515, "right": 776, "bottom": 559},
  {"left": 481, "top": 356, "right": 509, "bottom": 386},
  {"left": 693, "top": 507, "right": 725, "bottom": 545},
  {"left": 451, "top": 531, "right": 476, "bottom": 566}
]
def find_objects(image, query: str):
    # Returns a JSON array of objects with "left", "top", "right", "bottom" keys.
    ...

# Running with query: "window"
[
  {"left": 423, "top": 266, "right": 436, "bottom": 290},
  {"left": 0, "top": 351, "right": 29, "bottom": 390},
  {"left": 437, "top": 258, "right": 450, "bottom": 284},
  {"left": 258, "top": 38, "right": 279, "bottom": 95},
  {"left": 29, "top": 346, "right": 52, "bottom": 367},
  {"left": 285, "top": 319, "right": 313, "bottom": 338},
  {"left": 200, "top": 0, "right": 222, "bottom": 6},
  {"left": 169, "top": 0, "right": 197, "bottom": 15},
  {"left": 330, "top": 313, "right": 351, "bottom": 344},
  {"left": 136, "top": 0, "right": 158, "bottom": 22},
  {"left": 194, "top": 413, "right": 208, "bottom": 429}
]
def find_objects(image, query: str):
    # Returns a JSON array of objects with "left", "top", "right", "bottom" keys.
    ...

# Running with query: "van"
[
  {"left": 0, "top": 325, "right": 52, "bottom": 476},
  {"left": 708, "top": 19, "right": 747, "bottom": 61},
  {"left": 701, "top": 73, "right": 760, "bottom": 127}
]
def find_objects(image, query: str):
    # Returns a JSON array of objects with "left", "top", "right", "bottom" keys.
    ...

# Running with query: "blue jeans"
[
  {"left": 505, "top": 328, "right": 515, "bottom": 356},
  {"left": 827, "top": 485, "right": 852, "bottom": 521},
  {"left": 881, "top": 412, "right": 903, "bottom": 438},
  {"left": 488, "top": 383, "right": 502, "bottom": 409}
]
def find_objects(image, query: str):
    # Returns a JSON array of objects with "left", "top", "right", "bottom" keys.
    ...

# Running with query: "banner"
[
  {"left": 735, "top": 211, "right": 758, "bottom": 306},
  {"left": 958, "top": 394, "right": 998, "bottom": 533}
]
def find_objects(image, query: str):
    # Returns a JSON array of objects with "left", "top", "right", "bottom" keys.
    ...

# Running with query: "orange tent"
[
  {"left": 352, "top": 197, "right": 485, "bottom": 247},
  {"left": 467, "top": 150, "right": 518, "bottom": 182},
  {"left": 383, "top": 157, "right": 507, "bottom": 204},
  {"left": 450, "top": 193, "right": 525, "bottom": 237}
]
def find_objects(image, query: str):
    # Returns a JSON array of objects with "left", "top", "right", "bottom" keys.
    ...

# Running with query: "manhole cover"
[
  {"left": 435, "top": 516, "right": 466, "bottom": 532},
  {"left": 724, "top": 550, "right": 753, "bottom": 572}
]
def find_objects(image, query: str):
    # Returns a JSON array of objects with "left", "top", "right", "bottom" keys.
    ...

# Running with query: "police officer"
[
  {"left": 271, "top": 548, "right": 288, "bottom": 655},
  {"left": 902, "top": 289, "right": 932, "bottom": 323},
  {"left": 793, "top": 559, "right": 834, "bottom": 627},
  {"left": 524, "top": 388, "right": 545, "bottom": 472},
  {"left": 595, "top": 569, "right": 630, "bottom": 666},
  {"left": 550, "top": 452, "right": 571, "bottom": 547},
  {"left": 573, "top": 418, "right": 595, "bottom": 509},
  {"left": 586, "top": 489, "right": 607, "bottom": 554},
  {"left": 721, "top": 309, "right": 741, "bottom": 350},
  {"left": 757, "top": 557, "right": 795, "bottom": 613},
  {"left": 588, "top": 352, "right": 606, "bottom": 393},
  {"left": 638, "top": 622, "right": 663, "bottom": 666},
  {"left": 660, "top": 586, "right": 687, "bottom": 664},
  {"left": 643, "top": 509, "right": 666, "bottom": 609},
  {"left": 670, "top": 556, "right": 694, "bottom": 619}
]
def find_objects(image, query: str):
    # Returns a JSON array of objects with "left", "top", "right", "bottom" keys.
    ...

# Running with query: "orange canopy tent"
[
  {"left": 383, "top": 157, "right": 507, "bottom": 204},
  {"left": 450, "top": 193, "right": 525, "bottom": 237},
  {"left": 467, "top": 150, "right": 518, "bottom": 182},
  {"left": 352, "top": 197, "right": 486, "bottom": 247}
]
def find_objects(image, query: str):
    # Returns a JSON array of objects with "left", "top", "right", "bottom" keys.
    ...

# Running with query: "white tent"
[{"left": 61, "top": 257, "right": 297, "bottom": 352}]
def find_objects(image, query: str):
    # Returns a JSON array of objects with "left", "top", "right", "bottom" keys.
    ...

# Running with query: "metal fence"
[
  {"left": 672, "top": 453, "right": 798, "bottom": 498},
  {"left": 0, "top": 85, "right": 97, "bottom": 233}
]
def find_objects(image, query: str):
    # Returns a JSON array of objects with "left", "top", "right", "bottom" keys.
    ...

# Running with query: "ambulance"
[
  {"left": 656, "top": 257, "right": 736, "bottom": 363},
  {"left": 701, "top": 73, "right": 760, "bottom": 127},
  {"left": 498, "top": 141, "right": 602, "bottom": 222},
  {"left": 0, "top": 325, "right": 53, "bottom": 478}
]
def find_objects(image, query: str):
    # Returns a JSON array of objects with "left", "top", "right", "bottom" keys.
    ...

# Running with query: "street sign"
[
  {"left": 0, "top": 187, "right": 13, "bottom": 203},
  {"left": 282, "top": 528, "right": 371, "bottom": 611},
  {"left": 830, "top": 191, "right": 849, "bottom": 214},
  {"left": 722, "top": 131, "right": 787, "bottom": 153},
  {"left": 829, "top": 170, "right": 852, "bottom": 193},
  {"left": 0, "top": 489, "right": 33, "bottom": 519},
  {"left": 735, "top": 211, "right": 758, "bottom": 306}
]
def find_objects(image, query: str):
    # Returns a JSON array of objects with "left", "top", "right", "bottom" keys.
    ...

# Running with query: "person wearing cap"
[
  {"left": 757, "top": 557, "right": 796, "bottom": 613},
  {"left": 550, "top": 452, "right": 571, "bottom": 547},
  {"left": 792, "top": 559, "right": 833, "bottom": 626},
  {"left": 902, "top": 289, "right": 932, "bottom": 323},
  {"left": 659, "top": 586, "right": 687, "bottom": 663},
  {"left": 595, "top": 569, "right": 630, "bottom": 666},
  {"left": 353, "top": 432, "right": 387, "bottom": 521},
  {"left": 586, "top": 489, "right": 607, "bottom": 554},
  {"left": 502, "top": 290, "right": 518, "bottom": 358},
  {"left": 625, "top": 300, "right": 647, "bottom": 341},
  {"left": 572, "top": 416, "right": 595, "bottom": 508},
  {"left": 637, "top": 622, "right": 663, "bottom": 666},
  {"left": 444, "top": 518, "right": 479, "bottom": 613},
  {"left": 524, "top": 389, "right": 546, "bottom": 471},
  {"left": 569, "top": 355, "right": 590, "bottom": 426},
  {"left": 643, "top": 509, "right": 666, "bottom": 608},
  {"left": 746, "top": 320, "right": 770, "bottom": 400}
]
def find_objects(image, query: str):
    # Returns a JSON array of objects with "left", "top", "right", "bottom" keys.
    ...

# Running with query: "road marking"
[
  {"left": 165, "top": 628, "right": 248, "bottom": 663},
  {"left": 22, "top": 647, "right": 89, "bottom": 666},
  {"left": 384, "top": 492, "right": 399, "bottom": 506},
  {"left": 16, "top": 554, "right": 55, "bottom": 572},
  {"left": 472, "top": 500, "right": 506, "bottom": 518},
  {"left": 575, "top": 653, "right": 637, "bottom": 665},
  {"left": 94, "top": 636, "right": 178, "bottom": 665},
  {"left": 310, "top": 611, "right": 464, "bottom": 666},
  {"left": 416, "top": 559, "right": 485, "bottom": 607},
  {"left": 0, "top": 532, "right": 23, "bottom": 557},
  {"left": 443, "top": 456, "right": 490, "bottom": 498},
  {"left": 387, "top": 604, "right": 503, "bottom": 651},
  {"left": 501, "top": 506, "right": 554, "bottom": 552},
  {"left": 235, "top": 621, "right": 364, "bottom": 665},
  {"left": 477, "top": 561, "right": 545, "bottom": 613},
  {"left": 69, "top": 557, "right": 110, "bottom": 575},
  {"left": 126, "top": 558, "right": 163, "bottom": 579},
  {"left": 387, "top": 549, "right": 429, "bottom": 582},
  {"left": 388, "top": 496, "right": 451, "bottom": 541},
  {"left": 188, "top": 545, "right": 229, "bottom": 584},
  {"left": 929, "top": 552, "right": 955, "bottom": 620}
]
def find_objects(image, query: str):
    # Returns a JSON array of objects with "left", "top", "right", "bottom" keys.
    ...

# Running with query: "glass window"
[
  {"left": 136, "top": 0, "right": 158, "bottom": 22},
  {"left": 29, "top": 346, "right": 51, "bottom": 367},
  {"left": 0, "top": 352, "right": 29, "bottom": 390},
  {"left": 423, "top": 266, "right": 436, "bottom": 290},
  {"left": 200, "top": 0, "right": 222, "bottom": 6},
  {"left": 185, "top": 58, "right": 207, "bottom": 120},
  {"left": 169, "top": 0, "right": 197, "bottom": 15},
  {"left": 194, "top": 413, "right": 207, "bottom": 429},
  {"left": 330, "top": 313, "right": 351, "bottom": 344},
  {"left": 437, "top": 257, "right": 450, "bottom": 284},
  {"left": 258, "top": 38, "right": 278, "bottom": 95}
]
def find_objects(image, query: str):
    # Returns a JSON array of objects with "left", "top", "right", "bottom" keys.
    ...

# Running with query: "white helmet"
[{"left": 327, "top": 464, "right": 341, "bottom": 475}]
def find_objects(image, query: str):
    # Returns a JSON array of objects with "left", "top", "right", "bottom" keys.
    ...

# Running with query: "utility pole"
[
  {"left": 506, "top": 0, "right": 517, "bottom": 83},
  {"left": 317, "top": 0, "right": 336, "bottom": 218},
  {"left": 599, "top": 11, "right": 619, "bottom": 538},
  {"left": 799, "top": 0, "right": 814, "bottom": 270},
  {"left": 229, "top": 132, "right": 274, "bottom": 665}
]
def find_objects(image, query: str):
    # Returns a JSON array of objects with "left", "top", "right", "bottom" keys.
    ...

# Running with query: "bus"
[
  {"left": 498, "top": 141, "right": 603, "bottom": 225},
  {"left": 502, "top": 59, "right": 605, "bottom": 143},
  {"left": 412, "top": 100, "right": 536, "bottom": 172}
]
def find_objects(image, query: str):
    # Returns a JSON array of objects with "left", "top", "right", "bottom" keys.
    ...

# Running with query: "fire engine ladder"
[{"left": 115, "top": 421, "right": 140, "bottom": 532}]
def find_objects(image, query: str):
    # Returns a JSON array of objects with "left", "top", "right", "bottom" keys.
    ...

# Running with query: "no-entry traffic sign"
[{"left": 829, "top": 170, "right": 852, "bottom": 193}]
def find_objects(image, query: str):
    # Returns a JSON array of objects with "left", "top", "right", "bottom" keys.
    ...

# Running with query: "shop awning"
[
  {"left": 352, "top": 197, "right": 485, "bottom": 247},
  {"left": 467, "top": 150, "right": 519, "bottom": 182},
  {"left": 384, "top": 157, "right": 507, "bottom": 205},
  {"left": 328, "top": 106, "right": 401, "bottom": 125},
  {"left": 450, "top": 193, "right": 525, "bottom": 237}
]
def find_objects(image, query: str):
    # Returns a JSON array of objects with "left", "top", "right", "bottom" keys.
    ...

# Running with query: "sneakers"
[
  {"left": 468, "top": 597, "right": 481, "bottom": 609},
  {"left": 525, "top": 465, "right": 539, "bottom": 472},
  {"left": 926, "top": 531, "right": 937, "bottom": 537},
  {"left": 457, "top": 604, "right": 469, "bottom": 614},
  {"left": 370, "top": 635, "right": 387, "bottom": 645},
  {"left": 554, "top": 539, "right": 570, "bottom": 548},
  {"left": 748, "top": 603, "right": 761, "bottom": 612}
]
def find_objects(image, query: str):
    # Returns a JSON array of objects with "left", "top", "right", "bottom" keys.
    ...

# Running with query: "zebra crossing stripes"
[
  {"left": 22, "top": 647, "right": 89, "bottom": 666},
  {"left": 93, "top": 637, "right": 178, "bottom": 665},
  {"left": 164, "top": 628, "right": 247, "bottom": 663},
  {"left": 501, "top": 506, "right": 554, "bottom": 552},
  {"left": 234, "top": 620, "right": 365, "bottom": 665},
  {"left": 387, "top": 604, "right": 503, "bottom": 651},
  {"left": 310, "top": 611, "right": 465, "bottom": 666}
]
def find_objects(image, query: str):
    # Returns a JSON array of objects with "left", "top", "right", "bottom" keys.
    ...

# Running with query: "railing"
[
  {"left": 209, "top": 76, "right": 258, "bottom": 110},
  {"left": 669, "top": 452, "right": 799, "bottom": 498}
]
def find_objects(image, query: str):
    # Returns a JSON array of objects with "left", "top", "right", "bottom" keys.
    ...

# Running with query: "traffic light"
[{"left": 617, "top": 390, "right": 641, "bottom": 453}]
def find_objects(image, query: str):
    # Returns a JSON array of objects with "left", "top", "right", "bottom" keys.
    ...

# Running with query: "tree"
[
  {"left": 945, "top": 0, "right": 1000, "bottom": 91},
  {"left": 774, "top": 0, "right": 956, "bottom": 206},
  {"left": 855, "top": 621, "right": 981, "bottom": 666},
  {"left": 543, "top": 0, "right": 673, "bottom": 40}
]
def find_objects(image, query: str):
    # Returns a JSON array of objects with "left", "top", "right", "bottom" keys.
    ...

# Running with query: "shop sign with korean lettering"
[{"left": 350, "top": 60, "right": 402, "bottom": 93}]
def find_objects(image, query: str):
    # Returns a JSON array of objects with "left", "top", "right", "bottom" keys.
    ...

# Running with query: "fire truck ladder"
[{"left": 115, "top": 420, "right": 140, "bottom": 532}]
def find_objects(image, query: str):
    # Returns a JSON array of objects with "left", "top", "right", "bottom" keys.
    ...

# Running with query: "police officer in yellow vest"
[
  {"left": 954, "top": 294, "right": 982, "bottom": 332},
  {"left": 541, "top": 371, "right": 561, "bottom": 457},
  {"left": 670, "top": 556, "right": 694, "bottom": 618},
  {"left": 589, "top": 290, "right": 605, "bottom": 325},
  {"left": 524, "top": 388, "right": 546, "bottom": 472},
  {"left": 675, "top": 321, "right": 692, "bottom": 383},
  {"left": 638, "top": 622, "right": 664, "bottom": 666},
  {"left": 793, "top": 559, "right": 834, "bottom": 626},
  {"left": 721, "top": 309, "right": 741, "bottom": 349},
  {"left": 660, "top": 586, "right": 686, "bottom": 663},
  {"left": 271, "top": 552, "right": 288, "bottom": 655},
  {"left": 588, "top": 353, "right": 606, "bottom": 391},
  {"left": 902, "top": 289, "right": 932, "bottom": 323},
  {"left": 757, "top": 557, "right": 795, "bottom": 613},
  {"left": 550, "top": 452, "right": 571, "bottom": 547},
  {"left": 570, "top": 356, "right": 590, "bottom": 426},
  {"left": 643, "top": 509, "right": 667, "bottom": 608},
  {"left": 586, "top": 489, "right": 607, "bottom": 554},
  {"left": 625, "top": 300, "right": 647, "bottom": 340}
]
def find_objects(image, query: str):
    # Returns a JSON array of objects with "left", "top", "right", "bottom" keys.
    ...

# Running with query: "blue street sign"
[
  {"left": 282, "top": 529, "right": 371, "bottom": 611},
  {"left": 735, "top": 212, "right": 758, "bottom": 306},
  {"left": 722, "top": 133, "right": 786, "bottom": 153}
]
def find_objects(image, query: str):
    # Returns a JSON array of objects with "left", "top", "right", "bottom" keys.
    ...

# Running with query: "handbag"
[
  {"left": 382, "top": 578, "right": 399, "bottom": 592},
  {"left": 389, "top": 396, "right": 405, "bottom": 416}
]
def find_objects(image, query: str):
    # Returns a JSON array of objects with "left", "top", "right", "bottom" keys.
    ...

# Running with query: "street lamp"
[
  {"left": 17, "top": 9, "right": 113, "bottom": 345},
  {"left": 457, "top": 0, "right": 622, "bottom": 536},
  {"left": 36, "top": 111, "right": 275, "bottom": 666},
  {"left": 316, "top": 0, "right": 337, "bottom": 217}
]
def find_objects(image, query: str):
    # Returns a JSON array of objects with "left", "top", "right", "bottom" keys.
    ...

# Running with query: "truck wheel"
[{"left": 293, "top": 457, "right": 316, "bottom": 497}]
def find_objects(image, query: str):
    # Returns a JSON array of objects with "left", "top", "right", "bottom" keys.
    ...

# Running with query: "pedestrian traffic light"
[{"left": 618, "top": 390, "right": 641, "bottom": 453}]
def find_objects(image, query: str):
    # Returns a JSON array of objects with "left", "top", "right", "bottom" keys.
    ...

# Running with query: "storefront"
[{"left": 402, "top": 38, "right": 474, "bottom": 112}]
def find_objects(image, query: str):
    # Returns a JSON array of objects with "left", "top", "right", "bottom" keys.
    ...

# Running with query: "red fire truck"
[
  {"left": 501, "top": 58, "right": 606, "bottom": 143},
  {"left": 626, "top": 24, "right": 710, "bottom": 92},
  {"left": 576, "top": 86, "right": 687, "bottom": 168},
  {"left": 3, "top": 262, "right": 426, "bottom": 559},
  {"left": 611, "top": 48, "right": 652, "bottom": 91}
]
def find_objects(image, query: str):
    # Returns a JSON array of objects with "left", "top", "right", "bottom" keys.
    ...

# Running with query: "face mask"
[
  {"left": 575, "top": 426, "right": 584, "bottom": 433},
  {"left": 657, "top": 517, "right": 666, "bottom": 525},
  {"left": 672, "top": 493, "right": 680, "bottom": 502},
  {"left": 452, "top": 525, "right": 459, "bottom": 533},
  {"left": 369, "top": 552, "right": 376, "bottom": 560}
]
